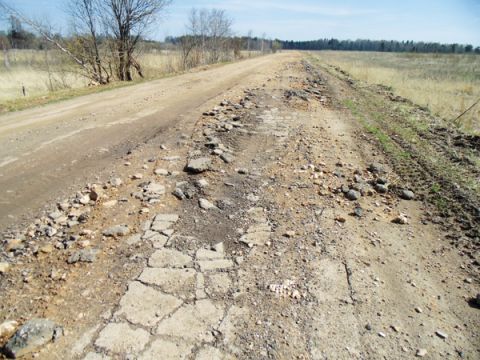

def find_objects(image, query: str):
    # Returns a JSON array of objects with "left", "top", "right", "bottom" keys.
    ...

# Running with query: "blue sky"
[{"left": 1, "top": 0, "right": 479, "bottom": 45}]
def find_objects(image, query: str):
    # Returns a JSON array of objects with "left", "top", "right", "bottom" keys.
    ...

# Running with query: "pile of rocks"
[{"left": 1, "top": 178, "right": 125, "bottom": 260}]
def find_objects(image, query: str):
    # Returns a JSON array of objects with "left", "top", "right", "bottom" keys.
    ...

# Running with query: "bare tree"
[
  {"left": 68, "top": 0, "right": 110, "bottom": 84},
  {"left": 0, "top": 0, "right": 107, "bottom": 83},
  {"left": 101, "top": 0, "right": 172, "bottom": 81},
  {"left": 185, "top": 8, "right": 233, "bottom": 66},
  {"left": 0, "top": 0, "right": 172, "bottom": 83}
]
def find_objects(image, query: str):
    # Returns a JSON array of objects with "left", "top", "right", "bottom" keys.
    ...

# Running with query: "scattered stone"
[
  {"left": 67, "top": 249, "right": 98, "bottom": 264},
  {"left": 48, "top": 211, "right": 63, "bottom": 220},
  {"left": 345, "top": 190, "right": 361, "bottom": 201},
  {"left": 95, "top": 323, "right": 150, "bottom": 354},
  {"left": 163, "top": 156, "right": 181, "bottom": 161},
  {"left": 195, "top": 179, "right": 209, "bottom": 188},
  {"left": 199, "top": 198, "right": 217, "bottom": 210},
  {"left": 186, "top": 157, "right": 211, "bottom": 173},
  {"left": 353, "top": 207, "right": 363, "bottom": 217},
  {"left": 39, "top": 244, "right": 54, "bottom": 254},
  {"left": 378, "top": 332, "right": 386, "bottom": 338},
  {"left": 0, "top": 262, "right": 11, "bottom": 274},
  {"left": 400, "top": 190, "right": 415, "bottom": 200},
  {"left": 5, "top": 239, "right": 24, "bottom": 252},
  {"left": 131, "top": 173, "right": 143, "bottom": 180},
  {"left": 0, "top": 320, "right": 18, "bottom": 339},
  {"left": 144, "top": 182, "right": 166, "bottom": 196},
  {"left": 284, "top": 231, "right": 295, "bottom": 238},
  {"left": 335, "top": 216, "right": 346, "bottom": 223},
  {"left": 237, "top": 168, "right": 249, "bottom": 174},
  {"left": 103, "top": 225, "right": 130, "bottom": 237},
  {"left": 435, "top": 330, "right": 448, "bottom": 339},
  {"left": 415, "top": 307, "right": 423, "bottom": 313},
  {"left": 154, "top": 169, "right": 169, "bottom": 176},
  {"left": 3, "top": 319, "right": 61, "bottom": 359},
  {"left": 220, "top": 153, "right": 235, "bottom": 164},
  {"left": 374, "top": 184, "right": 388, "bottom": 194},
  {"left": 102, "top": 200, "right": 118, "bottom": 208},
  {"left": 392, "top": 214, "right": 409, "bottom": 225},
  {"left": 110, "top": 178, "right": 122, "bottom": 187},
  {"left": 368, "top": 163, "right": 384, "bottom": 174},
  {"left": 172, "top": 188, "right": 186, "bottom": 200},
  {"left": 416, "top": 349, "right": 428, "bottom": 357}
]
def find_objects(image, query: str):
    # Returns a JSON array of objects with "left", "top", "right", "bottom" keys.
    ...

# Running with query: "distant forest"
[{"left": 280, "top": 38, "right": 480, "bottom": 54}]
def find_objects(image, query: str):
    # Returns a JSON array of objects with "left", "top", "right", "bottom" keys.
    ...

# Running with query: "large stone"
[
  {"left": 149, "top": 249, "right": 193, "bottom": 268},
  {"left": 186, "top": 158, "right": 212, "bottom": 173},
  {"left": 116, "top": 282, "right": 182, "bottom": 326},
  {"left": 95, "top": 323, "right": 150, "bottom": 353},
  {"left": 156, "top": 300, "right": 224, "bottom": 343},
  {"left": 3, "top": 319, "right": 61, "bottom": 358},
  {"left": 102, "top": 225, "right": 130, "bottom": 237},
  {"left": 138, "top": 268, "right": 196, "bottom": 294},
  {"left": 139, "top": 339, "right": 193, "bottom": 360}
]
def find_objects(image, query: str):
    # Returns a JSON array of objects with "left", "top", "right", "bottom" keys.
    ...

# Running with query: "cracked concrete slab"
[
  {"left": 156, "top": 300, "right": 224, "bottom": 343},
  {"left": 116, "top": 281, "right": 182, "bottom": 326},
  {"left": 95, "top": 323, "right": 150, "bottom": 354},
  {"left": 138, "top": 268, "right": 196, "bottom": 294},
  {"left": 148, "top": 248, "right": 193, "bottom": 268},
  {"left": 139, "top": 339, "right": 193, "bottom": 360}
]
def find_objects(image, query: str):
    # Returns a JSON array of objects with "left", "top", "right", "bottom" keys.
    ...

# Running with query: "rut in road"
[{"left": 0, "top": 58, "right": 478, "bottom": 359}]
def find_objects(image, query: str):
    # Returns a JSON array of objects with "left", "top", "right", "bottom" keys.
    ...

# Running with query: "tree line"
[{"left": 280, "top": 38, "right": 480, "bottom": 54}]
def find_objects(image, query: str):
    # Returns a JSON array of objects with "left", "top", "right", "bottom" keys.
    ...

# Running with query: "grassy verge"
[{"left": 309, "top": 56, "right": 479, "bottom": 241}]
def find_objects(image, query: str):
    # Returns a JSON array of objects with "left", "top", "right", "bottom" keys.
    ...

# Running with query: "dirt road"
[
  {"left": 0, "top": 54, "right": 478, "bottom": 359},
  {"left": 0, "top": 53, "right": 289, "bottom": 230}
]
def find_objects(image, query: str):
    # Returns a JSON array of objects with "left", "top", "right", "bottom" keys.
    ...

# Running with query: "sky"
[{"left": 1, "top": 0, "right": 479, "bottom": 45}]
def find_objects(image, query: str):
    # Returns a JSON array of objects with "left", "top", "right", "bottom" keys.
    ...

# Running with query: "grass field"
[
  {"left": 0, "top": 49, "right": 260, "bottom": 113},
  {"left": 315, "top": 51, "right": 480, "bottom": 132}
]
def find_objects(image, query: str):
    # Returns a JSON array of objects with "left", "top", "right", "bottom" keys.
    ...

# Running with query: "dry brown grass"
[
  {"left": 314, "top": 51, "right": 480, "bottom": 132},
  {"left": 0, "top": 49, "right": 260, "bottom": 113}
]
